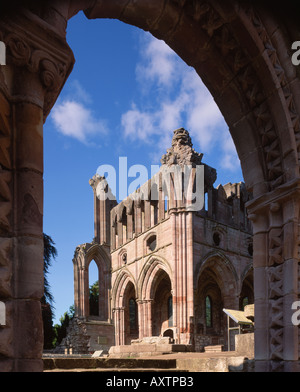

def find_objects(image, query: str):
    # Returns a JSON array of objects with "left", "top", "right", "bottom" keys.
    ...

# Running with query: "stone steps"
[{"left": 204, "top": 345, "right": 224, "bottom": 353}]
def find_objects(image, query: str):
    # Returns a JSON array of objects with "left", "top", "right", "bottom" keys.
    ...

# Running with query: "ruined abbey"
[{"left": 63, "top": 128, "right": 253, "bottom": 355}]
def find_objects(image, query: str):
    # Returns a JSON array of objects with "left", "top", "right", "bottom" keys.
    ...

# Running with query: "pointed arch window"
[
  {"left": 242, "top": 296, "right": 249, "bottom": 310},
  {"left": 205, "top": 296, "right": 212, "bottom": 328}
]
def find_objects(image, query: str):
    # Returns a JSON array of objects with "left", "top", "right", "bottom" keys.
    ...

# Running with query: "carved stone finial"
[
  {"left": 161, "top": 128, "right": 203, "bottom": 167},
  {"left": 160, "top": 128, "right": 217, "bottom": 189}
]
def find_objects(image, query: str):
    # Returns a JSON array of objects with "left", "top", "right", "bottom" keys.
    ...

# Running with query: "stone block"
[
  {"left": 13, "top": 300, "right": 43, "bottom": 359},
  {"left": 235, "top": 333, "right": 254, "bottom": 357},
  {"left": 0, "top": 327, "right": 13, "bottom": 358},
  {"left": 0, "top": 359, "right": 14, "bottom": 372},
  {"left": 15, "top": 102, "right": 43, "bottom": 172},
  {"left": 15, "top": 237, "right": 44, "bottom": 299}
]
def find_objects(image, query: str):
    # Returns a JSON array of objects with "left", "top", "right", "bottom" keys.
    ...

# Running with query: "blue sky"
[{"left": 43, "top": 11, "right": 243, "bottom": 324}]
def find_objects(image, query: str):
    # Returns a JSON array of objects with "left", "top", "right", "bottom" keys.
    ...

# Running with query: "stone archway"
[
  {"left": 151, "top": 269, "right": 173, "bottom": 338},
  {"left": 194, "top": 254, "right": 238, "bottom": 351},
  {"left": 240, "top": 266, "right": 254, "bottom": 310},
  {"left": 73, "top": 243, "right": 111, "bottom": 321},
  {"left": 111, "top": 270, "right": 137, "bottom": 346},
  {"left": 0, "top": 0, "right": 300, "bottom": 371}
]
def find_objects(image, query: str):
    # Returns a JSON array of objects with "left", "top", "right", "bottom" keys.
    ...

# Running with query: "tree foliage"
[
  {"left": 42, "top": 233, "right": 57, "bottom": 349},
  {"left": 43, "top": 233, "right": 57, "bottom": 306},
  {"left": 89, "top": 280, "right": 99, "bottom": 316},
  {"left": 52, "top": 306, "right": 75, "bottom": 347}
]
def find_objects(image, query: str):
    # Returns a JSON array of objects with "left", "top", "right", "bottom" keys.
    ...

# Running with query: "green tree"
[
  {"left": 89, "top": 281, "right": 99, "bottom": 316},
  {"left": 43, "top": 233, "right": 57, "bottom": 305},
  {"left": 42, "top": 233, "right": 57, "bottom": 349},
  {"left": 52, "top": 306, "right": 75, "bottom": 347}
]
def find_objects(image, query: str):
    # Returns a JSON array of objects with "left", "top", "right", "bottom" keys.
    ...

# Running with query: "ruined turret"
[{"left": 161, "top": 128, "right": 217, "bottom": 191}]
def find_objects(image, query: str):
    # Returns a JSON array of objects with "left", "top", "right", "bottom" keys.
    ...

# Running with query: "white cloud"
[
  {"left": 50, "top": 82, "right": 107, "bottom": 144},
  {"left": 136, "top": 35, "right": 177, "bottom": 87},
  {"left": 220, "top": 133, "right": 240, "bottom": 171},
  {"left": 121, "top": 106, "right": 159, "bottom": 142},
  {"left": 121, "top": 33, "right": 240, "bottom": 171}
]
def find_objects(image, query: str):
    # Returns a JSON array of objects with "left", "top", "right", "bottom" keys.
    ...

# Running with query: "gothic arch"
[
  {"left": 84, "top": 243, "right": 111, "bottom": 270},
  {"left": 112, "top": 269, "right": 137, "bottom": 309},
  {"left": 195, "top": 251, "right": 239, "bottom": 296},
  {"left": 138, "top": 256, "right": 173, "bottom": 300},
  {"left": 73, "top": 243, "right": 111, "bottom": 320},
  {"left": 195, "top": 252, "right": 238, "bottom": 344},
  {"left": 111, "top": 270, "right": 138, "bottom": 345},
  {"left": 240, "top": 264, "right": 254, "bottom": 309}
]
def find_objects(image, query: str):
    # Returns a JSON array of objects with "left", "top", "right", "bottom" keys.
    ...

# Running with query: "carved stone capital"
[{"left": 0, "top": 10, "right": 74, "bottom": 120}]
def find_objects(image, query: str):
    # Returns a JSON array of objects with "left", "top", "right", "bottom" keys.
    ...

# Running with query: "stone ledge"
[
  {"left": 108, "top": 344, "right": 193, "bottom": 357},
  {"left": 43, "top": 356, "right": 255, "bottom": 372},
  {"left": 43, "top": 357, "right": 177, "bottom": 371},
  {"left": 176, "top": 357, "right": 255, "bottom": 372}
]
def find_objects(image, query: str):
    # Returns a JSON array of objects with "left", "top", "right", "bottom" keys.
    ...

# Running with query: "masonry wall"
[{"left": 111, "top": 216, "right": 173, "bottom": 294}]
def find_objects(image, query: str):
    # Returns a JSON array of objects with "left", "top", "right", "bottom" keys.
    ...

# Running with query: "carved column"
[
  {"left": 171, "top": 210, "right": 194, "bottom": 345},
  {"left": 137, "top": 300, "right": 144, "bottom": 339},
  {"left": 113, "top": 308, "right": 120, "bottom": 346},
  {"left": 145, "top": 299, "right": 153, "bottom": 337},
  {"left": 127, "top": 211, "right": 133, "bottom": 241},
  {"left": 117, "top": 220, "right": 123, "bottom": 247},
  {"left": 247, "top": 180, "right": 300, "bottom": 372},
  {"left": 158, "top": 183, "right": 165, "bottom": 222},
  {"left": 135, "top": 202, "right": 142, "bottom": 234},
  {"left": 144, "top": 200, "right": 151, "bottom": 230},
  {"left": 0, "top": 10, "right": 74, "bottom": 371}
]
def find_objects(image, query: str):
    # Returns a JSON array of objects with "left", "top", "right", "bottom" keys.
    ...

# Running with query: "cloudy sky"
[{"left": 44, "top": 11, "right": 243, "bottom": 324}]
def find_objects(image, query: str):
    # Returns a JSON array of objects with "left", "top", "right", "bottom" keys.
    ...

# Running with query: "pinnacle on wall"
[{"left": 161, "top": 128, "right": 204, "bottom": 168}]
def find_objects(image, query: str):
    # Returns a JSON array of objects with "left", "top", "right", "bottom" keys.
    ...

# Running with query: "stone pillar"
[
  {"left": 135, "top": 204, "right": 142, "bottom": 234},
  {"left": 119, "top": 307, "right": 125, "bottom": 346},
  {"left": 0, "top": 10, "right": 74, "bottom": 371},
  {"left": 137, "top": 300, "right": 144, "bottom": 339},
  {"left": 144, "top": 200, "right": 151, "bottom": 230},
  {"left": 158, "top": 183, "right": 165, "bottom": 222},
  {"left": 171, "top": 211, "right": 194, "bottom": 345},
  {"left": 89, "top": 174, "right": 117, "bottom": 245},
  {"left": 117, "top": 220, "right": 123, "bottom": 248},
  {"left": 111, "top": 222, "right": 116, "bottom": 251},
  {"left": 113, "top": 308, "right": 120, "bottom": 346},
  {"left": 247, "top": 180, "right": 300, "bottom": 372},
  {"left": 113, "top": 307, "right": 125, "bottom": 346},
  {"left": 127, "top": 212, "right": 133, "bottom": 241},
  {"left": 145, "top": 300, "right": 153, "bottom": 337},
  {"left": 137, "top": 299, "right": 153, "bottom": 339}
]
